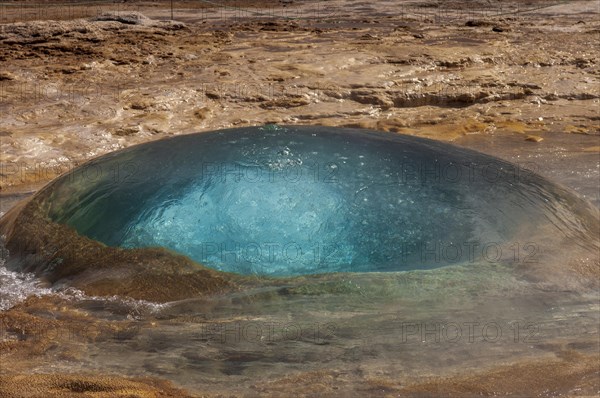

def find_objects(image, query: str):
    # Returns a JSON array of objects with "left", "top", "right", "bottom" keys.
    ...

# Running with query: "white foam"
[
  {"left": 0, "top": 261, "right": 53, "bottom": 311},
  {"left": 0, "top": 241, "right": 169, "bottom": 314},
  {"left": 0, "top": 260, "right": 170, "bottom": 315}
]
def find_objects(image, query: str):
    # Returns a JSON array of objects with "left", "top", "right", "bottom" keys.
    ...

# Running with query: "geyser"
[{"left": 17, "top": 125, "right": 598, "bottom": 277}]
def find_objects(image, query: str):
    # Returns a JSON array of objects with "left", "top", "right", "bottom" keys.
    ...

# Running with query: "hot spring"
[{"left": 13, "top": 124, "right": 595, "bottom": 280}]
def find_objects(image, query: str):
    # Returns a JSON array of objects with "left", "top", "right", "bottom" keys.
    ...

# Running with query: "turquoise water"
[{"left": 45, "top": 125, "right": 595, "bottom": 276}]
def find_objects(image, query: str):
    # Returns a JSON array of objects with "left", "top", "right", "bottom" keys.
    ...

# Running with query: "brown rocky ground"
[
  {"left": 0, "top": 373, "right": 196, "bottom": 397},
  {"left": 0, "top": 0, "right": 599, "bottom": 396},
  {"left": 0, "top": 0, "right": 598, "bottom": 202}
]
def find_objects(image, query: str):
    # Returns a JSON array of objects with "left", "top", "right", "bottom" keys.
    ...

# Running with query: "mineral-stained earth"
[{"left": 0, "top": 0, "right": 599, "bottom": 396}]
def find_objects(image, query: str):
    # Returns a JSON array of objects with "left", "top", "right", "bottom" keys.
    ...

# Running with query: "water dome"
[{"left": 1, "top": 125, "right": 597, "bottom": 300}]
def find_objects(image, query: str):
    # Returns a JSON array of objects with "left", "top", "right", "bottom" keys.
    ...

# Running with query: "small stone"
[
  {"left": 193, "top": 107, "right": 212, "bottom": 120},
  {"left": 525, "top": 135, "right": 543, "bottom": 142},
  {"left": 492, "top": 26, "right": 504, "bottom": 33},
  {"left": 0, "top": 71, "right": 17, "bottom": 81},
  {"left": 465, "top": 20, "right": 487, "bottom": 27},
  {"left": 113, "top": 126, "right": 139, "bottom": 136},
  {"left": 259, "top": 97, "right": 310, "bottom": 109},
  {"left": 130, "top": 100, "right": 152, "bottom": 110},
  {"left": 205, "top": 91, "right": 221, "bottom": 100}
]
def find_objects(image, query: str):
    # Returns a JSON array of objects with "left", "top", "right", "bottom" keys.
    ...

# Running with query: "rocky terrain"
[{"left": 0, "top": 1, "right": 598, "bottom": 203}]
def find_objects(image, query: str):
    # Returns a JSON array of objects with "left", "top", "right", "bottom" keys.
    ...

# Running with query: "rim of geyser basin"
[{"left": 0, "top": 125, "right": 598, "bottom": 303}]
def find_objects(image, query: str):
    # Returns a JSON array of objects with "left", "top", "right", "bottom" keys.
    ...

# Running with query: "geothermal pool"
[
  {"left": 0, "top": 126, "right": 598, "bottom": 396},
  {"left": 28, "top": 125, "right": 597, "bottom": 277}
]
